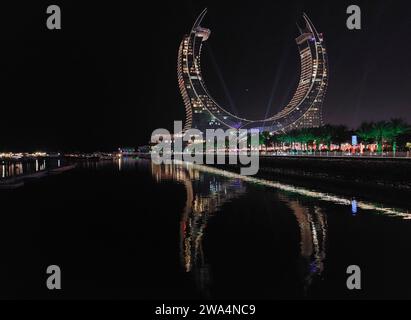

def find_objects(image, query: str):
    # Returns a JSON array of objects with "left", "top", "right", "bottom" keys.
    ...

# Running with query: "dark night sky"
[{"left": 0, "top": 0, "right": 410, "bottom": 151}]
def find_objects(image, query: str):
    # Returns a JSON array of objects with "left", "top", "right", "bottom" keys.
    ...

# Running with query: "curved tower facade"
[{"left": 177, "top": 9, "right": 328, "bottom": 133}]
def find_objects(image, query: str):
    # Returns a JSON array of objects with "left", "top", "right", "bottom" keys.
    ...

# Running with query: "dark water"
[{"left": 0, "top": 158, "right": 410, "bottom": 299}]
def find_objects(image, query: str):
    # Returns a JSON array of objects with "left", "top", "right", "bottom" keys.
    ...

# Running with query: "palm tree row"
[
  {"left": 356, "top": 119, "right": 409, "bottom": 154},
  {"left": 258, "top": 119, "right": 410, "bottom": 154}
]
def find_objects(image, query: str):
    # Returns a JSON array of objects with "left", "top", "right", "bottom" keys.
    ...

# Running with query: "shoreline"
[
  {"left": 142, "top": 153, "right": 411, "bottom": 209},
  {"left": 211, "top": 155, "right": 411, "bottom": 209}
]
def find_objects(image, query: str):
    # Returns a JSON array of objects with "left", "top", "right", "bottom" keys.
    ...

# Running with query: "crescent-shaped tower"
[{"left": 177, "top": 9, "right": 328, "bottom": 133}]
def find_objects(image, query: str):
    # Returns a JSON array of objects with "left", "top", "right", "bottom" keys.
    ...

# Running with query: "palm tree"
[
  {"left": 277, "top": 132, "right": 295, "bottom": 151},
  {"left": 295, "top": 128, "right": 316, "bottom": 152},
  {"left": 357, "top": 122, "right": 374, "bottom": 145},
  {"left": 358, "top": 121, "right": 396, "bottom": 154},
  {"left": 386, "top": 118, "right": 410, "bottom": 154},
  {"left": 370, "top": 121, "right": 391, "bottom": 154},
  {"left": 331, "top": 125, "right": 351, "bottom": 150},
  {"left": 259, "top": 131, "right": 271, "bottom": 152},
  {"left": 268, "top": 133, "right": 280, "bottom": 150},
  {"left": 316, "top": 125, "right": 333, "bottom": 150}
]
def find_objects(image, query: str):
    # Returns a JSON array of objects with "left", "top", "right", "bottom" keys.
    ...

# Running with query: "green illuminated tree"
[
  {"left": 371, "top": 121, "right": 391, "bottom": 154},
  {"left": 357, "top": 121, "right": 394, "bottom": 154},
  {"left": 386, "top": 118, "right": 410, "bottom": 154},
  {"left": 357, "top": 122, "right": 374, "bottom": 145},
  {"left": 295, "top": 128, "right": 316, "bottom": 151},
  {"left": 259, "top": 131, "right": 271, "bottom": 152}
]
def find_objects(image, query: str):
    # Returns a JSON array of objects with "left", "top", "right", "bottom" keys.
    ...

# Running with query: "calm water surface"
[{"left": 0, "top": 158, "right": 410, "bottom": 299}]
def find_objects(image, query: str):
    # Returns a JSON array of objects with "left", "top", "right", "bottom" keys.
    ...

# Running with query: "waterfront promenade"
[{"left": 259, "top": 151, "right": 411, "bottom": 159}]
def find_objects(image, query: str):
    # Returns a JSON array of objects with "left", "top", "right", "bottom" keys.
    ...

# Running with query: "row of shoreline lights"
[{"left": 0, "top": 152, "right": 49, "bottom": 159}]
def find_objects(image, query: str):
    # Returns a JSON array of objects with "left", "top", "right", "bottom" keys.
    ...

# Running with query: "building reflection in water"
[
  {"left": 151, "top": 162, "right": 246, "bottom": 297},
  {"left": 278, "top": 194, "right": 327, "bottom": 293},
  {"left": 150, "top": 161, "right": 328, "bottom": 297}
]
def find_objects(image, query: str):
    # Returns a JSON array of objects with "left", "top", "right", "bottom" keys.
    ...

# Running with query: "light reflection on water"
[
  {"left": 181, "top": 161, "right": 411, "bottom": 220},
  {"left": 150, "top": 161, "right": 330, "bottom": 297},
  {"left": 147, "top": 159, "right": 411, "bottom": 297},
  {"left": 0, "top": 159, "right": 62, "bottom": 179}
]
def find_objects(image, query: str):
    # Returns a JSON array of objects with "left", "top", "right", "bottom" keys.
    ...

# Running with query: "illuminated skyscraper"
[{"left": 177, "top": 9, "right": 328, "bottom": 133}]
